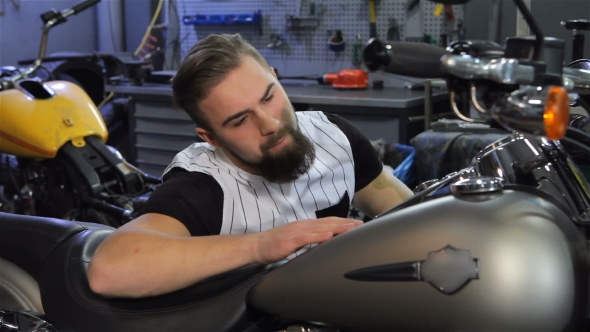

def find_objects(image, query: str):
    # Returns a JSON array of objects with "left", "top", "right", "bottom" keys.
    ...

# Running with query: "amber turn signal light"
[{"left": 544, "top": 86, "right": 570, "bottom": 140}]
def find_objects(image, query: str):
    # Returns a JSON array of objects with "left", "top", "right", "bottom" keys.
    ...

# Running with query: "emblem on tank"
[{"left": 344, "top": 245, "right": 479, "bottom": 295}]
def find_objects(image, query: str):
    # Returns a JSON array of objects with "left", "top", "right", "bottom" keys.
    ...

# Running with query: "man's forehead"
[
  {"left": 200, "top": 60, "right": 274, "bottom": 120},
  {"left": 218, "top": 58, "right": 270, "bottom": 91}
]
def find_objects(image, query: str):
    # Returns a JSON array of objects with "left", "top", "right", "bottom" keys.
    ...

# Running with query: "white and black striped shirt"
[{"left": 143, "top": 111, "right": 383, "bottom": 248}]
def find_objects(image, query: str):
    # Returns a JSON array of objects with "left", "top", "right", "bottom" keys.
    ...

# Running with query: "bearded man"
[{"left": 87, "top": 33, "right": 413, "bottom": 298}]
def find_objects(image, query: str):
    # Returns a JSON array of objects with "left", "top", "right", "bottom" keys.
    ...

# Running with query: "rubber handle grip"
[
  {"left": 71, "top": 0, "right": 100, "bottom": 15},
  {"left": 364, "top": 39, "right": 451, "bottom": 78}
]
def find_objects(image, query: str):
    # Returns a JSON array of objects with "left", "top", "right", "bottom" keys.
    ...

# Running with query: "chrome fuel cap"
[{"left": 450, "top": 176, "right": 504, "bottom": 195}]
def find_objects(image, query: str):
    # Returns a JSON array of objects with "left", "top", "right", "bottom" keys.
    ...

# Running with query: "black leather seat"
[
  {"left": 0, "top": 212, "right": 88, "bottom": 279},
  {"left": 0, "top": 213, "right": 272, "bottom": 332}
]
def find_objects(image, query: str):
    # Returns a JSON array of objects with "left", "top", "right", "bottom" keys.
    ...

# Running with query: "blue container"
[{"left": 392, "top": 144, "right": 416, "bottom": 186}]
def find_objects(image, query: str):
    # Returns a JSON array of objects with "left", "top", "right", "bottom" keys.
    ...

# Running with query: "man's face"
[{"left": 197, "top": 56, "right": 315, "bottom": 183}]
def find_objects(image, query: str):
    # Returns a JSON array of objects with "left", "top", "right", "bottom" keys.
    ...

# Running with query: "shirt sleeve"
[
  {"left": 139, "top": 167, "right": 224, "bottom": 236},
  {"left": 324, "top": 113, "right": 383, "bottom": 192}
]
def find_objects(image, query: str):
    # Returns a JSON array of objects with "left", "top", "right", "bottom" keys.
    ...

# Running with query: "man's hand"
[
  {"left": 252, "top": 217, "right": 363, "bottom": 264},
  {"left": 88, "top": 215, "right": 362, "bottom": 298}
]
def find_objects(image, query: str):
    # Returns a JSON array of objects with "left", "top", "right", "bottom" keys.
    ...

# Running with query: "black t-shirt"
[{"left": 140, "top": 113, "right": 383, "bottom": 235}]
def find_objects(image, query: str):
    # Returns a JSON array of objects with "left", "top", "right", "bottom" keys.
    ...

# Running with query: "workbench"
[{"left": 107, "top": 82, "right": 451, "bottom": 177}]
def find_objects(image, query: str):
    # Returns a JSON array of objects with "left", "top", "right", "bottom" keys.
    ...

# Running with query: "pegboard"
[{"left": 175, "top": 0, "right": 463, "bottom": 75}]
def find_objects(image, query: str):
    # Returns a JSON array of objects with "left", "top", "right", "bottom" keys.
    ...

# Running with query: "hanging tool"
[
  {"left": 319, "top": 69, "right": 368, "bottom": 89},
  {"left": 408, "top": 0, "right": 420, "bottom": 11},
  {"left": 278, "top": 69, "right": 368, "bottom": 89},
  {"left": 423, "top": 33, "right": 437, "bottom": 45},
  {"left": 404, "top": 0, "right": 424, "bottom": 42},
  {"left": 351, "top": 34, "right": 363, "bottom": 67},
  {"left": 328, "top": 29, "right": 346, "bottom": 52},
  {"left": 295, "top": 0, "right": 302, "bottom": 16},
  {"left": 434, "top": 3, "right": 444, "bottom": 16},
  {"left": 368, "top": 0, "right": 377, "bottom": 38},
  {"left": 266, "top": 34, "right": 284, "bottom": 49},
  {"left": 440, "top": 2, "right": 464, "bottom": 47},
  {"left": 444, "top": 4, "right": 455, "bottom": 21},
  {"left": 387, "top": 18, "right": 400, "bottom": 41},
  {"left": 457, "top": 19, "right": 466, "bottom": 40}
]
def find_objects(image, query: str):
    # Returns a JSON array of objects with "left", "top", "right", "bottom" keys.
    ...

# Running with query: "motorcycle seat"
[
  {"left": 0, "top": 212, "right": 95, "bottom": 279},
  {"left": 0, "top": 212, "right": 271, "bottom": 332}
]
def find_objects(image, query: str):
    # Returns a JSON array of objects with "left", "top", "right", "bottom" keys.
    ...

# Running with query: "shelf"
[{"left": 182, "top": 10, "right": 263, "bottom": 35}]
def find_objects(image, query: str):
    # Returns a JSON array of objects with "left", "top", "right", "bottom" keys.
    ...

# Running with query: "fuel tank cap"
[{"left": 450, "top": 176, "right": 504, "bottom": 195}]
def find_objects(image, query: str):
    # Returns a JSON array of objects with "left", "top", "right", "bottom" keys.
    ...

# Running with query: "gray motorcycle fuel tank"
[{"left": 248, "top": 189, "right": 589, "bottom": 331}]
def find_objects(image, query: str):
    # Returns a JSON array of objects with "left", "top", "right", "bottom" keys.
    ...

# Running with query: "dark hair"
[{"left": 171, "top": 33, "right": 269, "bottom": 131}]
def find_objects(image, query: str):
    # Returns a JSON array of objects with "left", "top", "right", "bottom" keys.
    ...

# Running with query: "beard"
[{"left": 224, "top": 124, "right": 316, "bottom": 183}]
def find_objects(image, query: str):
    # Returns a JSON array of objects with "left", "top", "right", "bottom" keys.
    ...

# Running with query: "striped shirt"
[{"left": 143, "top": 111, "right": 383, "bottom": 256}]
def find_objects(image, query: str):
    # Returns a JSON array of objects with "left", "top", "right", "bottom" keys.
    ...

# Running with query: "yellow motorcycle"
[{"left": 0, "top": 0, "right": 159, "bottom": 227}]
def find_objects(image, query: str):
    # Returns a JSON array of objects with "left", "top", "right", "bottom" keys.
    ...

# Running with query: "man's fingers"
[
  {"left": 333, "top": 221, "right": 363, "bottom": 234},
  {"left": 296, "top": 218, "right": 363, "bottom": 229},
  {"left": 293, "top": 232, "right": 334, "bottom": 247},
  {"left": 304, "top": 220, "right": 363, "bottom": 233},
  {"left": 313, "top": 217, "right": 360, "bottom": 225},
  {"left": 291, "top": 222, "right": 360, "bottom": 247},
  {"left": 257, "top": 219, "right": 363, "bottom": 263}
]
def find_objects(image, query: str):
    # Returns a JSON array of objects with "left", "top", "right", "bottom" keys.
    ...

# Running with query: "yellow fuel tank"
[{"left": 0, "top": 80, "right": 108, "bottom": 159}]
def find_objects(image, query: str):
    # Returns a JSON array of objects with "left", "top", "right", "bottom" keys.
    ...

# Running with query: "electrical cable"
[
  {"left": 565, "top": 126, "right": 590, "bottom": 148},
  {"left": 576, "top": 95, "right": 590, "bottom": 115},
  {"left": 133, "top": 0, "right": 165, "bottom": 57},
  {"left": 561, "top": 134, "right": 590, "bottom": 156},
  {"left": 97, "top": 91, "right": 114, "bottom": 109}
]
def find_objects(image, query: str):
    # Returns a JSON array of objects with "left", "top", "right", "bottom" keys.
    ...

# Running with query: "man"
[{"left": 87, "top": 34, "right": 413, "bottom": 298}]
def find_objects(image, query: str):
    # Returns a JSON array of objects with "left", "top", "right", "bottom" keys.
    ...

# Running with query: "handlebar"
[
  {"left": 359, "top": 0, "right": 590, "bottom": 152},
  {"left": 362, "top": 37, "right": 590, "bottom": 139},
  {"left": 42, "top": 0, "right": 100, "bottom": 26},
  {"left": 441, "top": 55, "right": 536, "bottom": 85},
  {"left": 70, "top": 0, "right": 101, "bottom": 16},
  {"left": 442, "top": 55, "right": 590, "bottom": 94},
  {"left": 563, "top": 67, "right": 590, "bottom": 93},
  {"left": 0, "top": 0, "right": 101, "bottom": 90},
  {"left": 364, "top": 38, "right": 590, "bottom": 95}
]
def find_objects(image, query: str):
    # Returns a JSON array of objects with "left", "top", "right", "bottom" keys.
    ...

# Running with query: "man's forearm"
[
  {"left": 353, "top": 170, "right": 414, "bottom": 218},
  {"left": 87, "top": 228, "right": 258, "bottom": 298}
]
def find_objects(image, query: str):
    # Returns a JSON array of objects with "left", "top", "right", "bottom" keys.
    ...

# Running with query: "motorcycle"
[
  {"left": 0, "top": 0, "right": 159, "bottom": 228},
  {"left": 2, "top": 0, "right": 590, "bottom": 331}
]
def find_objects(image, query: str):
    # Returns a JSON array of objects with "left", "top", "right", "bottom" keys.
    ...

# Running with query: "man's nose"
[{"left": 257, "top": 110, "right": 280, "bottom": 136}]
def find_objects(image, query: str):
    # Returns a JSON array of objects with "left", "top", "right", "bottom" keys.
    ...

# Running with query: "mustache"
[{"left": 260, "top": 125, "right": 293, "bottom": 151}]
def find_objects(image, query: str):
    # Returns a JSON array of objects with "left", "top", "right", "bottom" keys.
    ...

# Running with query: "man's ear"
[
  {"left": 270, "top": 66, "right": 278, "bottom": 79},
  {"left": 196, "top": 127, "right": 220, "bottom": 147}
]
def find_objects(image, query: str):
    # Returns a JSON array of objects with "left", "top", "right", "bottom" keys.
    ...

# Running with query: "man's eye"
[
  {"left": 234, "top": 116, "right": 247, "bottom": 127},
  {"left": 264, "top": 95, "right": 274, "bottom": 103}
]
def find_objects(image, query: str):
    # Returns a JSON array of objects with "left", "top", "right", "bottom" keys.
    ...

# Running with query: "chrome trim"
[
  {"left": 450, "top": 176, "right": 504, "bottom": 195},
  {"left": 442, "top": 55, "right": 536, "bottom": 85}
]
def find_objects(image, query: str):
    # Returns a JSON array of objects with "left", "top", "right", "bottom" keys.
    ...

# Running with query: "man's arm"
[
  {"left": 87, "top": 213, "right": 362, "bottom": 298},
  {"left": 352, "top": 169, "right": 413, "bottom": 218},
  {"left": 323, "top": 113, "right": 413, "bottom": 218}
]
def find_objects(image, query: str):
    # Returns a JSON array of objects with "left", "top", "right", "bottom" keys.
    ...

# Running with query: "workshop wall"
[
  {"left": 464, "top": 0, "right": 590, "bottom": 63},
  {"left": 175, "top": 0, "right": 464, "bottom": 76},
  {"left": 0, "top": 0, "right": 97, "bottom": 66},
  {"left": 96, "top": 0, "right": 125, "bottom": 54}
]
